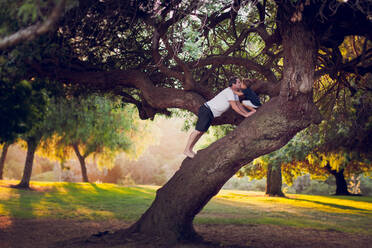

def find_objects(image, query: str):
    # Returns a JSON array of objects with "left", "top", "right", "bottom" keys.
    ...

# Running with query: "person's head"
[
  {"left": 240, "top": 79, "right": 248, "bottom": 89},
  {"left": 228, "top": 77, "right": 241, "bottom": 90}
]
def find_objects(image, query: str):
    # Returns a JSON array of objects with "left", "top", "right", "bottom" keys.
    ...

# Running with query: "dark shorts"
[{"left": 195, "top": 104, "right": 214, "bottom": 132}]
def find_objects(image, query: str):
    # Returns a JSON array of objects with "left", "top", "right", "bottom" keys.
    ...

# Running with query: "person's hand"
[{"left": 243, "top": 112, "right": 254, "bottom": 118}]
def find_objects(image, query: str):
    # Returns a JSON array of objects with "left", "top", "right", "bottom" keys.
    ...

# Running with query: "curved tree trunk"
[
  {"left": 127, "top": 97, "right": 319, "bottom": 244},
  {"left": 72, "top": 144, "right": 89, "bottom": 182},
  {"left": 266, "top": 164, "right": 285, "bottom": 197},
  {"left": 325, "top": 164, "right": 350, "bottom": 195},
  {"left": 15, "top": 138, "right": 39, "bottom": 189},
  {"left": 118, "top": 10, "right": 320, "bottom": 246},
  {"left": 0, "top": 142, "right": 10, "bottom": 180}
]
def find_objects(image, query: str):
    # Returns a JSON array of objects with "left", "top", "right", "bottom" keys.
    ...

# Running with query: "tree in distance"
[{"left": 38, "top": 95, "right": 138, "bottom": 183}]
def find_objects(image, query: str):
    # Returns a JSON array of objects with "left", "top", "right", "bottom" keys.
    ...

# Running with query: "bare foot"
[{"left": 184, "top": 150, "right": 195, "bottom": 158}]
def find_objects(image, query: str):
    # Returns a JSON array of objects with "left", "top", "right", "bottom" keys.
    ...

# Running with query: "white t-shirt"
[{"left": 206, "top": 87, "right": 239, "bottom": 117}]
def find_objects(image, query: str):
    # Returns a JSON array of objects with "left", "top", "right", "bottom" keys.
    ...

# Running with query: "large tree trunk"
[
  {"left": 266, "top": 164, "right": 285, "bottom": 197},
  {"left": 115, "top": 9, "right": 320, "bottom": 246},
  {"left": 127, "top": 97, "right": 319, "bottom": 244},
  {"left": 72, "top": 144, "right": 89, "bottom": 182},
  {"left": 325, "top": 165, "right": 350, "bottom": 195},
  {"left": 15, "top": 138, "right": 38, "bottom": 189},
  {"left": 0, "top": 142, "right": 10, "bottom": 180},
  {"left": 333, "top": 170, "right": 351, "bottom": 195}
]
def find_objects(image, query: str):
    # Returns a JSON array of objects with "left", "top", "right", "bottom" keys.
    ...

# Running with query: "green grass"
[
  {"left": 1, "top": 180, "right": 371, "bottom": 235},
  {"left": 0, "top": 180, "right": 155, "bottom": 221},
  {"left": 198, "top": 189, "right": 372, "bottom": 234}
]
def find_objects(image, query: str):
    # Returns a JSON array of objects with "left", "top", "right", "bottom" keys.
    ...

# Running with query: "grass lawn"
[{"left": 1, "top": 180, "right": 371, "bottom": 235}]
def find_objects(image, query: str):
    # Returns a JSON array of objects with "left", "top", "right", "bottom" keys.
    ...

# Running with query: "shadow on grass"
[
  {"left": 286, "top": 197, "right": 368, "bottom": 211},
  {"left": 0, "top": 182, "right": 156, "bottom": 222},
  {"left": 330, "top": 195, "right": 372, "bottom": 203},
  {"left": 0, "top": 184, "right": 44, "bottom": 219},
  {"left": 47, "top": 183, "right": 155, "bottom": 220}
]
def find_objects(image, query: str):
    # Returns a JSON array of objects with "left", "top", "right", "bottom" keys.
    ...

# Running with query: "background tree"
[
  {"left": 39, "top": 95, "right": 135, "bottom": 182},
  {"left": 0, "top": 142, "right": 11, "bottom": 179},
  {"left": 246, "top": 82, "right": 372, "bottom": 196},
  {"left": 238, "top": 129, "right": 314, "bottom": 197},
  {"left": 13, "top": 79, "right": 53, "bottom": 189},
  {"left": 239, "top": 35, "right": 372, "bottom": 197},
  {"left": 278, "top": 85, "right": 372, "bottom": 195},
  {"left": 0, "top": 0, "right": 71, "bottom": 149},
  {"left": 288, "top": 86, "right": 372, "bottom": 195},
  {"left": 203, "top": 124, "right": 286, "bottom": 197},
  {"left": 2, "top": 0, "right": 372, "bottom": 245},
  {"left": 0, "top": 80, "right": 34, "bottom": 143},
  {"left": 0, "top": 52, "right": 52, "bottom": 181}
]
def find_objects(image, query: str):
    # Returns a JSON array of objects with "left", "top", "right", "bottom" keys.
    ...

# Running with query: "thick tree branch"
[
  {"left": 256, "top": 1, "right": 266, "bottom": 22},
  {"left": 0, "top": 0, "right": 66, "bottom": 50},
  {"left": 230, "top": 0, "right": 242, "bottom": 38},
  {"left": 116, "top": 91, "right": 141, "bottom": 106},
  {"left": 242, "top": 78, "right": 281, "bottom": 97},
  {"left": 259, "top": 26, "right": 283, "bottom": 56},
  {"left": 36, "top": 67, "right": 205, "bottom": 114},
  {"left": 34, "top": 62, "right": 264, "bottom": 125},
  {"left": 254, "top": 1, "right": 272, "bottom": 44},
  {"left": 116, "top": 90, "right": 171, "bottom": 120}
]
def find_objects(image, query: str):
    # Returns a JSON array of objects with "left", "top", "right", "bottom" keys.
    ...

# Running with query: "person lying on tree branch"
[{"left": 184, "top": 77, "right": 252, "bottom": 159}]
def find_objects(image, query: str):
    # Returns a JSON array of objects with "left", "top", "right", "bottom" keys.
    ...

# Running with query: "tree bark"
[
  {"left": 325, "top": 165, "right": 350, "bottom": 195},
  {"left": 15, "top": 138, "right": 38, "bottom": 189},
  {"left": 118, "top": 11, "right": 320, "bottom": 245},
  {"left": 266, "top": 164, "right": 285, "bottom": 197},
  {"left": 0, "top": 142, "right": 10, "bottom": 180},
  {"left": 72, "top": 144, "right": 89, "bottom": 182},
  {"left": 332, "top": 170, "right": 350, "bottom": 195},
  {"left": 125, "top": 97, "right": 319, "bottom": 244}
]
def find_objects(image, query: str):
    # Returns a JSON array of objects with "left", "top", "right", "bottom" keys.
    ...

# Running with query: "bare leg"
[
  {"left": 189, "top": 131, "right": 204, "bottom": 154},
  {"left": 184, "top": 130, "right": 204, "bottom": 158}
]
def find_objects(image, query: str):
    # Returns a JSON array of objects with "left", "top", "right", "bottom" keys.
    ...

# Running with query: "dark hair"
[{"left": 228, "top": 77, "right": 238, "bottom": 87}]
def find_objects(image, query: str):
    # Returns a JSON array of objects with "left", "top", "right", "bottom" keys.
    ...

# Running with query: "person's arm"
[
  {"left": 237, "top": 101, "right": 256, "bottom": 116},
  {"left": 232, "top": 89, "right": 244, "bottom": 97},
  {"left": 229, "top": 101, "right": 250, "bottom": 117}
]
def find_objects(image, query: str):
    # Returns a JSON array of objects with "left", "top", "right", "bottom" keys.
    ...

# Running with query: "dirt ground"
[{"left": 1, "top": 216, "right": 371, "bottom": 248}]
